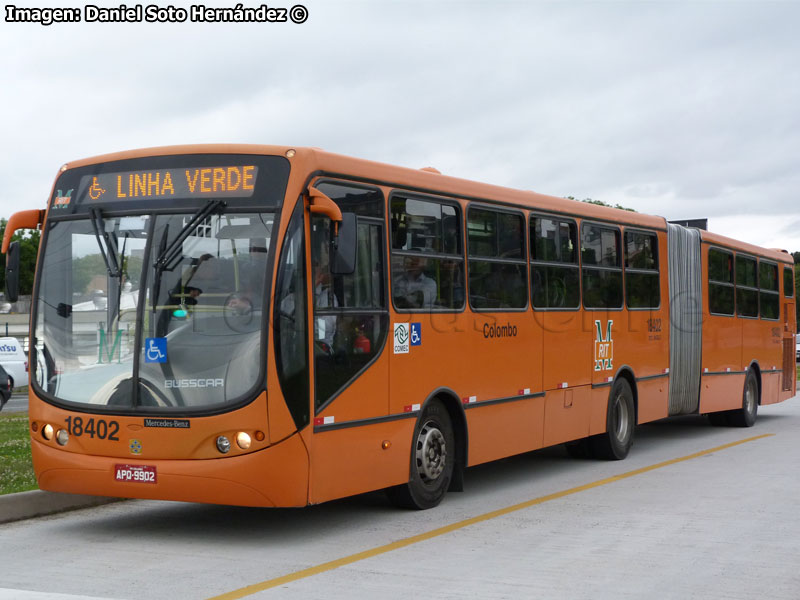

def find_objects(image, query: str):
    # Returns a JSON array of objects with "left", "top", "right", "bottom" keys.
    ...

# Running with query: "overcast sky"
[{"left": 2, "top": 0, "right": 798, "bottom": 252}]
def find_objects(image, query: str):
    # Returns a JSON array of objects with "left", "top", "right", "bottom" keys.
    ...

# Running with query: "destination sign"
[{"left": 74, "top": 165, "right": 258, "bottom": 204}]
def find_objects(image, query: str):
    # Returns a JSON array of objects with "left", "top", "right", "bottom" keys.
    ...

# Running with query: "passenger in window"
[
  {"left": 314, "top": 267, "right": 338, "bottom": 355},
  {"left": 394, "top": 255, "right": 437, "bottom": 308}
]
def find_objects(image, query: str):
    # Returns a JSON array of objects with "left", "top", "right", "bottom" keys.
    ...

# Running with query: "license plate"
[{"left": 114, "top": 464, "right": 157, "bottom": 484}]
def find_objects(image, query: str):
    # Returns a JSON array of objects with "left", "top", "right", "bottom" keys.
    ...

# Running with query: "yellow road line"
[{"left": 208, "top": 433, "right": 774, "bottom": 600}]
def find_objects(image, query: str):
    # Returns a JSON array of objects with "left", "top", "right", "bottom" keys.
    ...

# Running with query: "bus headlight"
[
  {"left": 56, "top": 429, "right": 69, "bottom": 446},
  {"left": 43, "top": 424, "right": 54, "bottom": 440},
  {"left": 235, "top": 432, "right": 251, "bottom": 450},
  {"left": 216, "top": 436, "right": 231, "bottom": 454}
]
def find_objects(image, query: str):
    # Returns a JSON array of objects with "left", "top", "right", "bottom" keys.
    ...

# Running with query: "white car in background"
[
  {"left": 0, "top": 337, "right": 27, "bottom": 389},
  {"left": 796, "top": 335, "right": 800, "bottom": 362}
]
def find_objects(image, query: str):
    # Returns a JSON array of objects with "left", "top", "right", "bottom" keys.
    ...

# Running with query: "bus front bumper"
[{"left": 32, "top": 432, "right": 310, "bottom": 508}]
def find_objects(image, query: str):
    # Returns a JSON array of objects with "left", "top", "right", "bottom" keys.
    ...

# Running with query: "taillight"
[{"left": 25, "top": 361, "right": 28, "bottom": 372}]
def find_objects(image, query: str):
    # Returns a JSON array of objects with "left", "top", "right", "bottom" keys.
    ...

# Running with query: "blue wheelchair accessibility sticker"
[
  {"left": 145, "top": 338, "right": 167, "bottom": 363},
  {"left": 410, "top": 323, "right": 422, "bottom": 346}
]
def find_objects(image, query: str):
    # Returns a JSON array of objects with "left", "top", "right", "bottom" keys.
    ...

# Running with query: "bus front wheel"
[
  {"left": 388, "top": 399, "right": 454, "bottom": 510},
  {"left": 590, "top": 378, "right": 635, "bottom": 460}
]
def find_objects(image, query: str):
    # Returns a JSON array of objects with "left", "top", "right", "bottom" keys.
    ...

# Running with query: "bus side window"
[
  {"left": 784, "top": 266, "right": 794, "bottom": 298},
  {"left": 390, "top": 195, "right": 465, "bottom": 311},
  {"left": 709, "top": 248, "right": 734, "bottom": 315},
  {"left": 759, "top": 260, "right": 779, "bottom": 320},
  {"left": 736, "top": 254, "right": 758, "bottom": 318},
  {"left": 624, "top": 230, "right": 660, "bottom": 309},
  {"left": 467, "top": 206, "right": 527, "bottom": 310},
  {"left": 274, "top": 200, "right": 310, "bottom": 429},
  {"left": 581, "top": 223, "right": 622, "bottom": 310},
  {"left": 531, "top": 216, "right": 580, "bottom": 309}
]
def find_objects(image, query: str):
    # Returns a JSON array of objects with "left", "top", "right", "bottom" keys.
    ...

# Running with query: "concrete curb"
[{"left": 0, "top": 490, "right": 122, "bottom": 524}]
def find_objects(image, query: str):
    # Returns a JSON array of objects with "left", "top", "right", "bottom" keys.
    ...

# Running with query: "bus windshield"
[{"left": 34, "top": 208, "right": 275, "bottom": 412}]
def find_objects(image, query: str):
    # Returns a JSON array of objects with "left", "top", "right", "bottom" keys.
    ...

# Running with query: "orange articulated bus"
[{"left": 3, "top": 145, "right": 795, "bottom": 509}]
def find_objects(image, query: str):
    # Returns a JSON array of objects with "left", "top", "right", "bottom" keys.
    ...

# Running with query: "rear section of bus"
[{"left": 9, "top": 146, "right": 323, "bottom": 507}]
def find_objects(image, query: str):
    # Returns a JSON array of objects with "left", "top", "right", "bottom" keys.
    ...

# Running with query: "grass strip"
[{"left": 0, "top": 413, "right": 37, "bottom": 495}]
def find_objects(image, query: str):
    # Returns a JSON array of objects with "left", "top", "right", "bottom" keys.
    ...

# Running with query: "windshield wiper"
[
  {"left": 115, "top": 232, "right": 129, "bottom": 313},
  {"left": 90, "top": 208, "right": 121, "bottom": 277},
  {"left": 151, "top": 200, "right": 226, "bottom": 311}
]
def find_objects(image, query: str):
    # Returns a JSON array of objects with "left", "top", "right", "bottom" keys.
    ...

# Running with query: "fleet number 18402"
[{"left": 64, "top": 416, "right": 120, "bottom": 441}]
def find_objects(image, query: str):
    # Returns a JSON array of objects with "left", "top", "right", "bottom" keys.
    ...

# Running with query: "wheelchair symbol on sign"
[
  {"left": 88, "top": 177, "right": 106, "bottom": 200},
  {"left": 410, "top": 322, "right": 421, "bottom": 346},
  {"left": 145, "top": 338, "right": 167, "bottom": 363}
]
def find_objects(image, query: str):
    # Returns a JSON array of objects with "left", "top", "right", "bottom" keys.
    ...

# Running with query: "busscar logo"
[
  {"left": 594, "top": 320, "right": 614, "bottom": 371},
  {"left": 164, "top": 378, "right": 224, "bottom": 389}
]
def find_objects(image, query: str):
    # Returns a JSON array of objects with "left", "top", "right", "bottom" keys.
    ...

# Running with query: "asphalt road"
[
  {"left": 0, "top": 392, "right": 27, "bottom": 414},
  {"left": 2, "top": 396, "right": 800, "bottom": 600}
]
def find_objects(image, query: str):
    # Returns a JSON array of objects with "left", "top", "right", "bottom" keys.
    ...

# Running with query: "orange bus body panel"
[{"left": 308, "top": 419, "right": 414, "bottom": 504}]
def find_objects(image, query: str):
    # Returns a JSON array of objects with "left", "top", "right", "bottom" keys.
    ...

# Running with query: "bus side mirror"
[
  {"left": 331, "top": 212, "right": 357, "bottom": 275},
  {"left": 5, "top": 240, "right": 20, "bottom": 303}
]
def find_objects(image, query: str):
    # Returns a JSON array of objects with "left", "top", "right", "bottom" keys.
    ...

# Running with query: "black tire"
[
  {"left": 728, "top": 370, "right": 758, "bottom": 427},
  {"left": 590, "top": 378, "right": 635, "bottom": 460},
  {"left": 388, "top": 399, "right": 454, "bottom": 510}
]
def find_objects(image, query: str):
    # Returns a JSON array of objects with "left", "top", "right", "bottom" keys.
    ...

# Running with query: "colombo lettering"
[{"left": 483, "top": 323, "right": 518, "bottom": 339}]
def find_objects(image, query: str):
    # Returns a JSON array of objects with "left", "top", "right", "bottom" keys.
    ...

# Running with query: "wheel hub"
[
  {"left": 416, "top": 422, "right": 446, "bottom": 483},
  {"left": 745, "top": 379, "right": 757, "bottom": 414},
  {"left": 613, "top": 393, "right": 630, "bottom": 443}
]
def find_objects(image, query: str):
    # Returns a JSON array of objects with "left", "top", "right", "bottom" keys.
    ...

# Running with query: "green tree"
[
  {"left": 0, "top": 218, "right": 41, "bottom": 296},
  {"left": 71, "top": 253, "right": 107, "bottom": 295},
  {"left": 566, "top": 196, "right": 636, "bottom": 212}
]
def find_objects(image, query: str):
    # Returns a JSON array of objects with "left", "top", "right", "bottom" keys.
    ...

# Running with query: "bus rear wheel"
[
  {"left": 590, "top": 378, "right": 635, "bottom": 460},
  {"left": 388, "top": 399, "right": 454, "bottom": 510},
  {"left": 728, "top": 370, "right": 758, "bottom": 427}
]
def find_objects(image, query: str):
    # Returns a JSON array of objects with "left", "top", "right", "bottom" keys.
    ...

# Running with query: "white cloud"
[{"left": 1, "top": 0, "right": 799, "bottom": 251}]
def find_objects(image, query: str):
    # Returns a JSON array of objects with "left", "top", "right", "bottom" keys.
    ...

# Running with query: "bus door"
[
  {"left": 306, "top": 181, "right": 393, "bottom": 502},
  {"left": 531, "top": 215, "right": 593, "bottom": 446}
]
